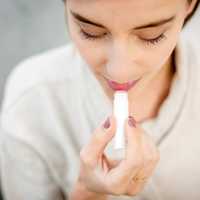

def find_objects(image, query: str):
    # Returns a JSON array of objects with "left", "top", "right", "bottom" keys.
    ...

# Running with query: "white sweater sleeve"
[{"left": 0, "top": 131, "right": 66, "bottom": 200}]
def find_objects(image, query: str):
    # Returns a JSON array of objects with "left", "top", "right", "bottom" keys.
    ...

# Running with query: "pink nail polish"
[
  {"left": 103, "top": 117, "right": 110, "bottom": 129},
  {"left": 128, "top": 116, "right": 137, "bottom": 128}
]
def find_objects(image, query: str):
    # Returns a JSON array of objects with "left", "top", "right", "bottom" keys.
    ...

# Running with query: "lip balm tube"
[{"left": 113, "top": 91, "right": 129, "bottom": 152}]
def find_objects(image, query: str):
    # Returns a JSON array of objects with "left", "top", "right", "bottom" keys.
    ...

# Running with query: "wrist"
[{"left": 69, "top": 181, "right": 107, "bottom": 200}]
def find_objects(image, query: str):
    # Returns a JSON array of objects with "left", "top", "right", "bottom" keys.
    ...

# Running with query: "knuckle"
[{"left": 127, "top": 158, "right": 143, "bottom": 170}]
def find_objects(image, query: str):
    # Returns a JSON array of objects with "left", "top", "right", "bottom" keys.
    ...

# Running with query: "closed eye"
[{"left": 79, "top": 29, "right": 167, "bottom": 45}]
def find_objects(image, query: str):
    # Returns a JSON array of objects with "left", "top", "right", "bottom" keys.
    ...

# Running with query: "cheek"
[
  {"left": 147, "top": 42, "right": 176, "bottom": 72},
  {"left": 78, "top": 43, "right": 105, "bottom": 74},
  {"left": 69, "top": 29, "right": 105, "bottom": 73},
  {"left": 67, "top": 13, "right": 107, "bottom": 74},
  {"left": 139, "top": 31, "right": 180, "bottom": 74},
  {"left": 141, "top": 16, "right": 185, "bottom": 73}
]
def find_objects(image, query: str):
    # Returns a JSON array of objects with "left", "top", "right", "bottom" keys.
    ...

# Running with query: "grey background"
[
  {"left": 0, "top": 1, "right": 200, "bottom": 107},
  {"left": 0, "top": 0, "right": 70, "bottom": 107}
]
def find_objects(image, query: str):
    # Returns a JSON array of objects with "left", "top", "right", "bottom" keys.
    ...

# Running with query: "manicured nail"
[
  {"left": 103, "top": 117, "right": 110, "bottom": 129},
  {"left": 128, "top": 116, "right": 137, "bottom": 128}
]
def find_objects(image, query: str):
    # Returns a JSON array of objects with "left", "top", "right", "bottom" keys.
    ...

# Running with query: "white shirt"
[{"left": 1, "top": 31, "right": 200, "bottom": 200}]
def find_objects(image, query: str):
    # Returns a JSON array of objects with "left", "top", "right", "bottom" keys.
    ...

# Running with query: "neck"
[{"left": 129, "top": 51, "right": 176, "bottom": 123}]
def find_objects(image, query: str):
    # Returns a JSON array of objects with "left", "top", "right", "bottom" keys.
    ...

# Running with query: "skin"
[
  {"left": 65, "top": 0, "right": 196, "bottom": 123},
  {"left": 64, "top": 0, "right": 197, "bottom": 198},
  {"left": 69, "top": 117, "right": 161, "bottom": 198}
]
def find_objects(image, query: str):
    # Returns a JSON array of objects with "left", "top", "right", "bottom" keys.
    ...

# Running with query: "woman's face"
[{"left": 65, "top": 0, "right": 192, "bottom": 99}]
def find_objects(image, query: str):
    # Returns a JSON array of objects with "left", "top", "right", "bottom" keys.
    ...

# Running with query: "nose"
[{"left": 106, "top": 39, "right": 139, "bottom": 83}]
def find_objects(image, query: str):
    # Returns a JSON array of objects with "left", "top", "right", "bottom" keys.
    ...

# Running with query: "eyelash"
[{"left": 79, "top": 29, "right": 167, "bottom": 45}]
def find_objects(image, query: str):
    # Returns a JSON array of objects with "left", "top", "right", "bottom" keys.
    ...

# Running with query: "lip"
[{"left": 104, "top": 77, "right": 141, "bottom": 91}]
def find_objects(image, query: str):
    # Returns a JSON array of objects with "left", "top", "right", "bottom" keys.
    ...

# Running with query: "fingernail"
[
  {"left": 103, "top": 117, "right": 110, "bottom": 129},
  {"left": 128, "top": 116, "right": 137, "bottom": 128}
]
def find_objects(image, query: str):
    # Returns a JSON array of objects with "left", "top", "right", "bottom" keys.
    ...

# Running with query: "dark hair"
[
  {"left": 62, "top": 0, "right": 199, "bottom": 27},
  {"left": 184, "top": 0, "right": 200, "bottom": 26}
]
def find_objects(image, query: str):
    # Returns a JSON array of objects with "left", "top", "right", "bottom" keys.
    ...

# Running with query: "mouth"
[{"left": 104, "top": 77, "right": 141, "bottom": 91}]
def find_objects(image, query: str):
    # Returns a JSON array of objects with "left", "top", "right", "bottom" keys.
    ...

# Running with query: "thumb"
[{"left": 84, "top": 115, "right": 116, "bottom": 162}]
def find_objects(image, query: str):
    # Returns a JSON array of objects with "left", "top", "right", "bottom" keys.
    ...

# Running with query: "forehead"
[
  {"left": 69, "top": 0, "right": 183, "bottom": 14},
  {"left": 68, "top": 0, "right": 184, "bottom": 27},
  {"left": 68, "top": 0, "right": 185, "bottom": 32}
]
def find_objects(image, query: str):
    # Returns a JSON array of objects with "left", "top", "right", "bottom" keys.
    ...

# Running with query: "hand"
[{"left": 77, "top": 115, "right": 160, "bottom": 197}]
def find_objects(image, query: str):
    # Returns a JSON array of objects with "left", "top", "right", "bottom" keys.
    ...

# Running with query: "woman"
[{"left": 0, "top": 0, "right": 200, "bottom": 199}]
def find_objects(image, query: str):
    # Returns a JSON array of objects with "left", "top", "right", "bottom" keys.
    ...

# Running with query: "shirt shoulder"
[
  {"left": 0, "top": 41, "right": 90, "bottom": 152},
  {"left": 1, "top": 42, "right": 82, "bottom": 113},
  {"left": 0, "top": 43, "right": 85, "bottom": 172}
]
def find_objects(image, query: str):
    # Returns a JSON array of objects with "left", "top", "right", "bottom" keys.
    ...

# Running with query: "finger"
[
  {"left": 126, "top": 134, "right": 156, "bottom": 197},
  {"left": 142, "top": 132, "right": 160, "bottom": 163},
  {"left": 106, "top": 117, "right": 144, "bottom": 183},
  {"left": 124, "top": 116, "right": 143, "bottom": 165},
  {"left": 80, "top": 115, "right": 116, "bottom": 167},
  {"left": 135, "top": 132, "right": 160, "bottom": 178},
  {"left": 127, "top": 160, "right": 155, "bottom": 197},
  {"left": 116, "top": 116, "right": 143, "bottom": 176},
  {"left": 126, "top": 176, "right": 147, "bottom": 196}
]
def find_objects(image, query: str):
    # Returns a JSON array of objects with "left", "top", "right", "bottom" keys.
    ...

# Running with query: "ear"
[{"left": 185, "top": 0, "right": 198, "bottom": 17}]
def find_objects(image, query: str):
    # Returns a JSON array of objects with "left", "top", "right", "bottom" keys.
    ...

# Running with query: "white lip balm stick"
[{"left": 113, "top": 91, "right": 129, "bottom": 150}]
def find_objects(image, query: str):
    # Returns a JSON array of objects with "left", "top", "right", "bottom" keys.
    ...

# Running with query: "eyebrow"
[{"left": 70, "top": 10, "right": 175, "bottom": 30}]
